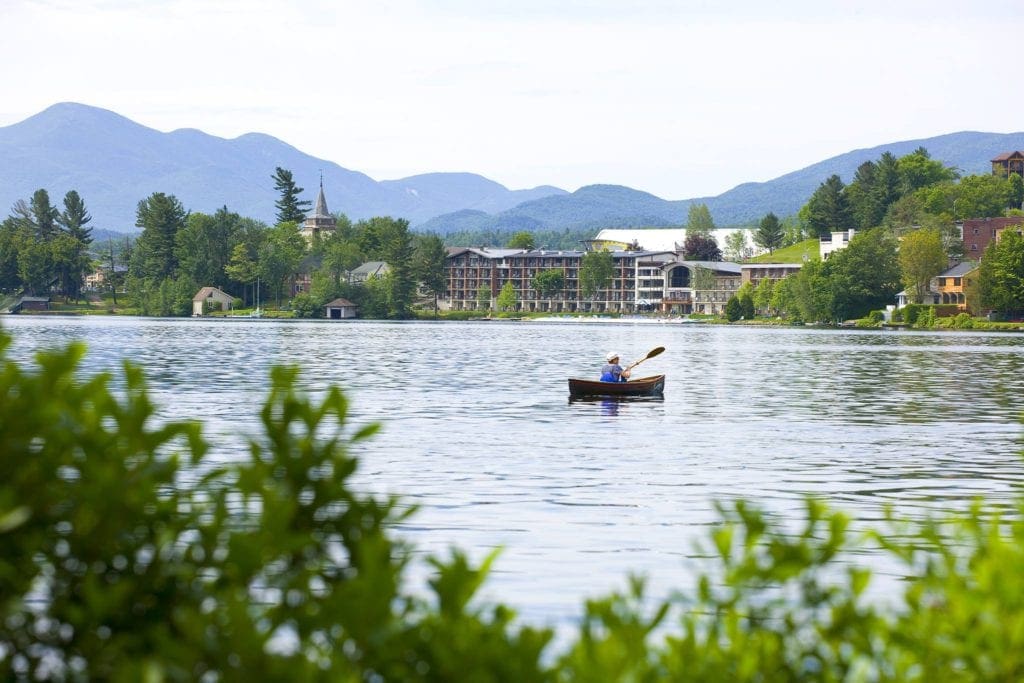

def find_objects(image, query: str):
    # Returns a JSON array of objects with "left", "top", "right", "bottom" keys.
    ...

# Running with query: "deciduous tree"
[
  {"left": 899, "top": 228, "right": 947, "bottom": 304},
  {"left": 506, "top": 231, "right": 536, "bottom": 249},
  {"left": 682, "top": 233, "right": 722, "bottom": 261},
  {"left": 979, "top": 230, "right": 1024, "bottom": 318},
  {"left": 580, "top": 250, "right": 614, "bottom": 298},
  {"left": 685, "top": 203, "right": 716, "bottom": 237},
  {"left": 532, "top": 268, "right": 565, "bottom": 298}
]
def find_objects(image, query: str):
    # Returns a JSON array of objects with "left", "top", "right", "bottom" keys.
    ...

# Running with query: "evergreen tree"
[
  {"left": 29, "top": 189, "right": 59, "bottom": 241},
  {"left": 754, "top": 212, "right": 784, "bottom": 253},
  {"left": 413, "top": 233, "right": 448, "bottom": 317},
  {"left": 803, "top": 175, "right": 854, "bottom": 238},
  {"left": 132, "top": 193, "right": 188, "bottom": 280},
  {"left": 57, "top": 190, "right": 93, "bottom": 244},
  {"left": 272, "top": 167, "right": 311, "bottom": 224}
]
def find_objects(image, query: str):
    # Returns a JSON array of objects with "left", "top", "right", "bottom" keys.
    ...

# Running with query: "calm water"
[{"left": 4, "top": 316, "right": 1024, "bottom": 627}]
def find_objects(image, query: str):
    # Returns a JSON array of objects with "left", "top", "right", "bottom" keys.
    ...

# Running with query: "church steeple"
[
  {"left": 299, "top": 173, "right": 337, "bottom": 240},
  {"left": 311, "top": 174, "right": 330, "bottom": 219}
]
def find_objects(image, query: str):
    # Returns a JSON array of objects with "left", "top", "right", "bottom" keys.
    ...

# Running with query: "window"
[{"left": 971, "top": 244, "right": 979, "bottom": 251}]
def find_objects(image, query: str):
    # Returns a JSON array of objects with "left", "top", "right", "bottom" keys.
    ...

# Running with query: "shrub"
[{"left": 5, "top": 335, "right": 1024, "bottom": 681}]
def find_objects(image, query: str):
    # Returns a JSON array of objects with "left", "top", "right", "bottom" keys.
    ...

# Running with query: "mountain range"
[{"left": 2, "top": 102, "right": 1024, "bottom": 235}]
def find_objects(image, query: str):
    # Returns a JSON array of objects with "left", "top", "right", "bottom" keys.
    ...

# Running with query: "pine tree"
[
  {"left": 754, "top": 212, "right": 784, "bottom": 253},
  {"left": 57, "top": 190, "right": 93, "bottom": 244},
  {"left": 272, "top": 167, "right": 311, "bottom": 224}
]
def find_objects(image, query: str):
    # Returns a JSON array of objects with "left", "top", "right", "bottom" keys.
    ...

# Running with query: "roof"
[
  {"left": 324, "top": 298, "right": 357, "bottom": 308},
  {"left": 992, "top": 151, "right": 1024, "bottom": 162},
  {"left": 676, "top": 260, "right": 743, "bottom": 275},
  {"left": 308, "top": 182, "right": 331, "bottom": 219},
  {"left": 446, "top": 247, "right": 527, "bottom": 259},
  {"left": 192, "top": 286, "right": 233, "bottom": 302},
  {"left": 939, "top": 261, "right": 978, "bottom": 277},
  {"left": 351, "top": 261, "right": 389, "bottom": 275}
]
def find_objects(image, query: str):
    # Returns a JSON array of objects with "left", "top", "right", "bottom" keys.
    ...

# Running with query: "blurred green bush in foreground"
[{"left": 2, "top": 334, "right": 1024, "bottom": 681}]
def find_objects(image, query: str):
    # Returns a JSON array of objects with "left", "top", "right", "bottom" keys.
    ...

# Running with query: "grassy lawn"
[{"left": 747, "top": 239, "right": 818, "bottom": 263}]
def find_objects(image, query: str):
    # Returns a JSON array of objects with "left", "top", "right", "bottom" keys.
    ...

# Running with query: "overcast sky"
[{"left": 3, "top": 0, "right": 1023, "bottom": 199}]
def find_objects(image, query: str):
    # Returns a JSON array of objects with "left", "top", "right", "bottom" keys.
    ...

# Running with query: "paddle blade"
[{"left": 645, "top": 346, "right": 665, "bottom": 360}]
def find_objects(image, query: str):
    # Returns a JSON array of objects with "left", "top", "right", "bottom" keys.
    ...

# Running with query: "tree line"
[{"left": 1, "top": 168, "right": 449, "bottom": 319}]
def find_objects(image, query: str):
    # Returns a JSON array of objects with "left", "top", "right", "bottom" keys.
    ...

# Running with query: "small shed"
[
  {"left": 324, "top": 297, "right": 358, "bottom": 319},
  {"left": 10, "top": 296, "right": 51, "bottom": 313},
  {"left": 192, "top": 287, "right": 234, "bottom": 316}
]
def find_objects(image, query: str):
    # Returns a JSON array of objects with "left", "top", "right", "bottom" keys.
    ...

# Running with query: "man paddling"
[{"left": 599, "top": 351, "right": 631, "bottom": 382}]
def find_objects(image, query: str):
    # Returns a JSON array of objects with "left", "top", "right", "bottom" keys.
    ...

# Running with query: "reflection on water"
[{"left": 4, "top": 317, "right": 1024, "bottom": 626}]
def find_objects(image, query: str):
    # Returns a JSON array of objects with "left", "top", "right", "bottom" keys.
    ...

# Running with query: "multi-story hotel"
[{"left": 445, "top": 247, "right": 760, "bottom": 315}]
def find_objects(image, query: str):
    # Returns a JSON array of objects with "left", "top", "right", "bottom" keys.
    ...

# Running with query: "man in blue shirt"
[{"left": 600, "top": 351, "right": 631, "bottom": 382}]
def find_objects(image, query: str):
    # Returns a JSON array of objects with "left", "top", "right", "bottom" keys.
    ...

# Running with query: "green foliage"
[
  {"left": 753, "top": 212, "right": 784, "bottom": 253},
  {"left": 685, "top": 203, "right": 716, "bottom": 237},
  {"left": 826, "top": 229, "right": 901, "bottom": 321},
  {"left": 532, "top": 268, "right": 565, "bottom": 298},
  {"left": 681, "top": 233, "right": 722, "bottom": 261},
  {"left": 947, "top": 312, "right": 975, "bottom": 328},
  {"left": 7, "top": 337, "right": 1024, "bottom": 680},
  {"left": 724, "top": 295, "right": 742, "bottom": 321},
  {"left": 580, "top": 250, "right": 614, "bottom": 298},
  {"left": 802, "top": 174, "right": 854, "bottom": 238},
  {"left": 898, "top": 228, "right": 947, "bottom": 304},
  {"left": 506, "top": 231, "right": 536, "bottom": 249},
  {"left": 128, "top": 274, "right": 197, "bottom": 317},
  {"left": 496, "top": 280, "right": 518, "bottom": 311},
  {"left": 131, "top": 192, "right": 188, "bottom": 281},
  {"left": 979, "top": 230, "right": 1024, "bottom": 318},
  {"left": 272, "top": 167, "right": 311, "bottom": 224},
  {"left": 476, "top": 283, "right": 491, "bottom": 310},
  {"left": 752, "top": 277, "right": 775, "bottom": 315}
]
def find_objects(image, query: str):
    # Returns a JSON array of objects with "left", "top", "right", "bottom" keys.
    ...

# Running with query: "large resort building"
[{"left": 445, "top": 247, "right": 755, "bottom": 315}]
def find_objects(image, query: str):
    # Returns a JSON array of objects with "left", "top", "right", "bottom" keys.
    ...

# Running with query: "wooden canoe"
[{"left": 567, "top": 374, "right": 665, "bottom": 398}]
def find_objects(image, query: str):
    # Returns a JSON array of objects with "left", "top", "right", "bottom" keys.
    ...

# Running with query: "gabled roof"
[
  {"left": 992, "top": 151, "right": 1024, "bottom": 162},
  {"left": 324, "top": 298, "right": 357, "bottom": 308},
  {"left": 192, "top": 286, "right": 233, "bottom": 302},
  {"left": 351, "top": 261, "right": 389, "bottom": 275}
]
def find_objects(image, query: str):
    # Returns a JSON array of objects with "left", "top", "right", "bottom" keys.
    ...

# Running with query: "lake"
[{"left": 4, "top": 316, "right": 1024, "bottom": 629}]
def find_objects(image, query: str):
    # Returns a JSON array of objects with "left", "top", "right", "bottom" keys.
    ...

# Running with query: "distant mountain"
[
  {"left": 2, "top": 103, "right": 1024, "bottom": 234},
  {"left": 421, "top": 132, "right": 1024, "bottom": 232},
  {"left": 0, "top": 103, "right": 566, "bottom": 232}
]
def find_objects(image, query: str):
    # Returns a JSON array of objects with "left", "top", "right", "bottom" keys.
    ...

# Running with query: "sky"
[{"left": 3, "top": 0, "right": 1024, "bottom": 200}]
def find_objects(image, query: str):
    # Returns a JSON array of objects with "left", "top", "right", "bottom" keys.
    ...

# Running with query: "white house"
[{"left": 192, "top": 287, "right": 234, "bottom": 316}]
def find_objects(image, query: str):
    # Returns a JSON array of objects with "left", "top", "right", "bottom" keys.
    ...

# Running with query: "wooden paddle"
[{"left": 624, "top": 346, "right": 665, "bottom": 372}]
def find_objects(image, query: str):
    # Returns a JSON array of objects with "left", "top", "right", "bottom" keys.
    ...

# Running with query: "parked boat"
[{"left": 567, "top": 374, "right": 666, "bottom": 398}]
